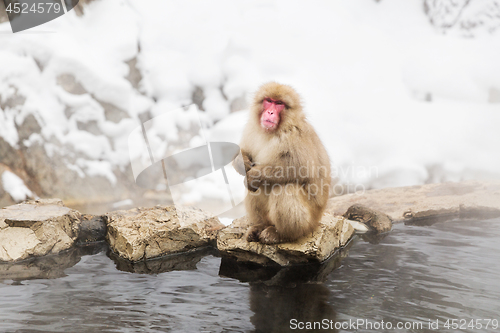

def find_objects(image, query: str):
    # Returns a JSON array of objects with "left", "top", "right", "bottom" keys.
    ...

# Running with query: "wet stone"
[
  {"left": 216, "top": 213, "right": 354, "bottom": 266},
  {"left": 77, "top": 214, "right": 107, "bottom": 243},
  {"left": 343, "top": 204, "right": 392, "bottom": 233}
]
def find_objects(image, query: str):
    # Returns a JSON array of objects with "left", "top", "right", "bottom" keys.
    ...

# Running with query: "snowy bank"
[{"left": 1, "top": 0, "right": 499, "bottom": 211}]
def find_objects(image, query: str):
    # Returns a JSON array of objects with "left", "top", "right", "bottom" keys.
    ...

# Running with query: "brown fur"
[{"left": 234, "top": 82, "right": 331, "bottom": 244}]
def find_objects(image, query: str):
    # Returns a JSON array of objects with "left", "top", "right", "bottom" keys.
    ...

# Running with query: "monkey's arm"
[{"left": 246, "top": 154, "right": 311, "bottom": 190}]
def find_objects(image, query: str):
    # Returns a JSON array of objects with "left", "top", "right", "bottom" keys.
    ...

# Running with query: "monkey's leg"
[
  {"left": 244, "top": 190, "right": 271, "bottom": 242},
  {"left": 245, "top": 224, "right": 268, "bottom": 242},
  {"left": 266, "top": 184, "right": 318, "bottom": 243}
]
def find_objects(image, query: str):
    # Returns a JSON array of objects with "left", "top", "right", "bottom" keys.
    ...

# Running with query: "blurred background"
[{"left": 1, "top": 0, "right": 499, "bottom": 214}]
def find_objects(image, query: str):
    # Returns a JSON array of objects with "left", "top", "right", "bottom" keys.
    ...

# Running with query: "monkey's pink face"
[{"left": 260, "top": 98, "right": 285, "bottom": 131}]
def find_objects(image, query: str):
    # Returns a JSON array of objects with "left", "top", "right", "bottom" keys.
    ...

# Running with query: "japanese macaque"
[{"left": 233, "top": 82, "right": 331, "bottom": 244}]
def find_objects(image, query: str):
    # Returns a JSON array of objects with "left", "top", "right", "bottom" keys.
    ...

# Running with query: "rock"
[
  {"left": 192, "top": 86, "right": 205, "bottom": 110},
  {"left": 99, "top": 99, "right": 130, "bottom": 123},
  {"left": 20, "top": 141, "right": 138, "bottom": 208},
  {"left": 0, "top": 164, "right": 16, "bottom": 209},
  {"left": 76, "top": 120, "right": 102, "bottom": 136},
  {"left": 327, "top": 181, "right": 500, "bottom": 224},
  {"left": 0, "top": 199, "right": 81, "bottom": 262},
  {"left": 346, "top": 219, "right": 370, "bottom": 233},
  {"left": 0, "top": 80, "right": 145, "bottom": 210},
  {"left": 343, "top": 204, "right": 392, "bottom": 233},
  {"left": 105, "top": 205, "right": 224, "bottom": 262},
  {"left": 423, "top": 0, "right": 500, "bottom": 36},
  {"left": 77, "top": 214, "right": 107, "bottom": 243},
  {"left": 217, "top": 213, "right": 354, "bottom": 266},
  {"left": 125, "top": 57, "right": 142, "bottom": 90},
  {"left": 57, "top": 74, "right": 87, "bottom": 95},
  {"left": 3, "top": 143, "right": 34, "bottom": 204},
  {"left": 17, "top": 114, "right": 42, "bottom": 142},
  {"left": 0, "top": 228, "right": 41, "bottom": 261}
]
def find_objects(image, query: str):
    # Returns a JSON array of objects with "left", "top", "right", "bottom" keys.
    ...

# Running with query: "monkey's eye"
[
  {"left": 264, "top": 98, "right": 273, "bottom": 103},
  {"left": 275, "top": 101, "right": 284, "bottom": 105}
]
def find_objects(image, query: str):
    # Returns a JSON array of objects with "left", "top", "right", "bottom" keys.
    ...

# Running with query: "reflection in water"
[
  {"left": 0, "top": 242, "right": 106, "bottom": 282},
  {"left": 0, "top": 218, "right": 499, "bottom": 332},
  {"left": 218, "top": 239, "right": 353, "bottom": 287},
  {"left": 219, "top": 249, "right": 346, "bottom": 286},
  {"left": 0, "top": 253, "right": 254, "bottom": 333},
  {"left": 109, "top": 246, "right": 217, "bottom": 275},
  {"left": 359, "top": 232, "right": 390, "bottom": 244},
  {"left": 250, "top": 283, "right": 337, "bottom": 333},
  {"left": 219, "top": 248, "right": 351, "bottom": 332}
]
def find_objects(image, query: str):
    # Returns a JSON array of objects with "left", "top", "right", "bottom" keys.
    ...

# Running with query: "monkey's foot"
[
  {"left": 244, "top": 224, "right": 266, "bottom": 242},
  {"left": 258, "top": 226, "right": 281, "bottom": 245}
]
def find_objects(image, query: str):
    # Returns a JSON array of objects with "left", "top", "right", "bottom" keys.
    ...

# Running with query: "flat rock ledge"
[
  {"left": 3, "top": 180, "right": 498, "bottom": 265},
  {"left": 328, "top": 180, "right": 500, "bottom": 223},
  {"left": 106, "top": 206, "right": 224, "bottom": 262},
  {"left": 217, "top": 213, "right": 354, "bottom": 266},
  {"left": 0, "top": 199, "right": 81, "bottom": 261}
]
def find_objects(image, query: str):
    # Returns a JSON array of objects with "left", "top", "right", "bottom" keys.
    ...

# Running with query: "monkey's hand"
[
  {"left": 251, "top": 163, "right": 310, "bottom": 186},
  {"left": 245, "top": 167, "right": 262, "bottom": 192},
  {"left": 242, "top": 152, "right": 255, "bottom": 172},
  {"left": 233, "top": 150, "right": 255, "bottom": 176}
]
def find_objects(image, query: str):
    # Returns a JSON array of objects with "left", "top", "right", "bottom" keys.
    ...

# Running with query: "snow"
[
  {"left": 1, "top": 171, "right": 34, "bottom": 202},
  {"left": 76, "top": 159, "right": 117, "bottom": 185},
  {"left": 1, "top": 0, "right": 500, "bottom": 208}
]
